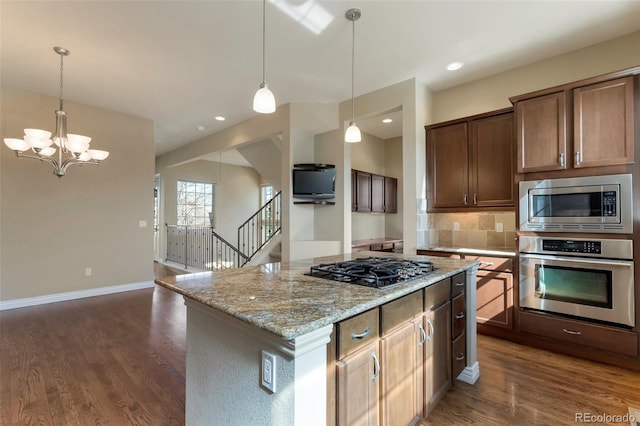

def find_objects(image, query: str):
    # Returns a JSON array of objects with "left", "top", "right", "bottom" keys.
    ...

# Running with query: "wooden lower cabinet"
[
  {"left": 423, "top": 301, "right": 451, "bottom": 415},
  {"left": 337, "top": 341, "right": 381, "bottom": 426},
  {"left": 476, "top": 270, "right": 513, "bottom": 329},
  {"left": 380, "top": 318, "right": 424, "bottom": 426}
]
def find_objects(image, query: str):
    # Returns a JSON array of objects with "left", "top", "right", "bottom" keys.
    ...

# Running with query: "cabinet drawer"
[
  {"left": 519, "top": 311, "right": 639, "bottom": 357},
  {"left": 425, "top": 277, "right": 451, "bottom": 311},
  {"left": 416, "top": 250, "right": 461, "bottom": 259},
  {"left": 337, "top": 309, "right": 380, "bottom": 359},
  {"left": 452, "top": 332, "right": 466, "bottom": 379},
  {"left": 381, "top": 290, "right": 423, "bottom": 335},
  {"left": 452, "top": 293, "right": 466, "bottom": 338},
  {"left": 451, "top": 272, "right": 466, "bottom": 297},
  {"left": 464, "top": 255, "right": 513, "bottom": 272}
]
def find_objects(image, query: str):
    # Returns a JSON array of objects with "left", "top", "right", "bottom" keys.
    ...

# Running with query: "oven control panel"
[{"left": 542, "top": 239, "right": 602, "bottom": 254}]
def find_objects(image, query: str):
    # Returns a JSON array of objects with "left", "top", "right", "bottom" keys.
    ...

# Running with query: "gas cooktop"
[{"left": 306, "top": 256, "right": 437, "bottom": 289}]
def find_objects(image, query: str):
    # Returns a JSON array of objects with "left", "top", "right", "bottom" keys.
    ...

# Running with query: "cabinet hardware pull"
[
  {"left": 562, "top": 328, "right": 581, "bottom": 336},
  {"left": 418, "top": 324, "right": 427, "bottom": 347},
  {"left": 575, "top": 151, "right": 580, "bottom": 166},
  {"left": 455, "top": 281, "right": 464, "bottom": 287},
  {"left": 559, "top": 153, "right": 565, "bottom": 167},
  {"left": 463, "top": 194, "right": 468, "bottom": 205},
  {"left": 427, "top": 319, "right": 434, "bottom": 342},
  {"left": 455, "top": 312, "right": 465, "bottom": 319},
  {"left": 456, "top": 353, "right": 465, "bottom": 361},
  {"left": 473, "top": 193, "right": 477, "bottom": 205},
  {"left": 372, "top": 352, "right": 380, "bottom": 382},
  {"left": 351, "top": 326, "right": 370, "bottom": 340},
  {"left": 480, "top": 262, "right": 494, "bottom": 269}
]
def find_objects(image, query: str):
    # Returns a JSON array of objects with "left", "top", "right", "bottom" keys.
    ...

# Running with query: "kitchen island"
[{"left": 155, "top": 252, "right": 479, "bottom": 426}]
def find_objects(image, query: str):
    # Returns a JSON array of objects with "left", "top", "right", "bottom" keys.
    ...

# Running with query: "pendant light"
[
  {"left": 344, "top": 8, "right": 362, "bottom": 143},
  {"left": 253, "top": 0, "right": 276, "bottom": 114},
  {"left": 3, "top": 46, "right": 109, "bottom": 177}
]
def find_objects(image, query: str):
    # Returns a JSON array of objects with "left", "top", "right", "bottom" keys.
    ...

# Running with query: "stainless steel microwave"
[{"left": 519, "top": 174, "right": 633, "bottom": 233}]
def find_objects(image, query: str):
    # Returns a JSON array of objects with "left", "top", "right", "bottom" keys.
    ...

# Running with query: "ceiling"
[{"left": 2, "top": 1, "right": 640, "bottom": 158}]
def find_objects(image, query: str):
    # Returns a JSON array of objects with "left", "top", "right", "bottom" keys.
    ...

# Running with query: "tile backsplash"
[{"left": 427, "top": 212, "right": 517, "bottom": 249}]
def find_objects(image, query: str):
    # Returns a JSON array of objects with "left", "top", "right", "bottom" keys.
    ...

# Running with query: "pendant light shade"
[
  {"left": 253, "top": 82, "right": 276, "bottom": 114},
  {"left": 253, "top": 0, "right": 276, "bottom": 114},
  {"left": 345, "top": 8, "right": 361, "bottom": 143}
]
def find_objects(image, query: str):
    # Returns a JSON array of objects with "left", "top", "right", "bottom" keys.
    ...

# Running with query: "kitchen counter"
[
  {"left": 155, "top": 252, "right": 479, "bottom": 426},
  {"left": 155, "top": 251, "right": 475, "bottom": 339}
]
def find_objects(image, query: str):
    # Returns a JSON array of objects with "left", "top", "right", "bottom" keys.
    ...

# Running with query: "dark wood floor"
[{"left": 2, "top": 267, "right": 639, "bottom": 425}]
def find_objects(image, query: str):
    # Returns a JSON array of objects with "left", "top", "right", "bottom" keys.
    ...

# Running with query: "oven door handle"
[{"left": 519, "top": 253, "right": 633, "bottom": 266}]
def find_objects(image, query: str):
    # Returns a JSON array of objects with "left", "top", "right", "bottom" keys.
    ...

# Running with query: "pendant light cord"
[
  {"left": 351, "top": 14, "right": 355, "bottom": 122},
  {"left": 262, "top": 0, "right": 266, "bottom": 84},
  {"left": 59, "top": 52, "right": 65, "bottom": 111}
]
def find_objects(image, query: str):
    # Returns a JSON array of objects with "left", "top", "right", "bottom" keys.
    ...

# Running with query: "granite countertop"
[
  {"left": 417, "top": 245, "right": 516, "bottom": 257},
  {"left": 154, "top": 252, "right": 477, "bottom": 340},
  {"left": 352, "top": 237, "right": 403, "bottom": 247}
]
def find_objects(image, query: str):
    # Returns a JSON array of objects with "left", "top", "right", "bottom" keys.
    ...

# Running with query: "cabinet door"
[
  {"left": 337, "top": 341, "right": 380, "bottom": 426},
  {"left": 476, "top": 270, "right": 514, "bottom": 329},
  {"left": 383, "top": 177, "right": 397, "bottom": 213},
  {"left": 380, "top": 319, "right": 423, "bottom": 426},
  {"left": 515, "top": 92, "right": 567, "bottom": 173},
  {"left": 355, "top": 171, "right": 372, "bottom": 213},
  {"left": 470, "top": 112, "right": 514, "bottom": 207},
  {"left": 371, "top": 174, "right": 385, "bottom": 213},
  {"left": 426, "top": 123, "right": 469, "bottom": 209},
  {"left": 573, "top": 76, "right": 634, "bottom": 168},
  {"left": 424, "top": 301, "right": 451, "bottom": 416}
]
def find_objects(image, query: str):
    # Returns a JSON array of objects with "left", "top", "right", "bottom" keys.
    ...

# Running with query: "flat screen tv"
[{"left": 292, "top": 167, "right": 336, "bottom": 200}]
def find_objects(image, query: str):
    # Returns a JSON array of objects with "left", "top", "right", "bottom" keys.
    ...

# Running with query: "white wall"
[{"left": 1, "top": 86, "right": 155, "bottom": 301}]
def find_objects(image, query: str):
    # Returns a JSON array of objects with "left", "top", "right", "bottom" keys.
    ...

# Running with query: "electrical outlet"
[
  {"left": 496, "top": 222, "right": 504, "bottom": 233},
  {"left": 139, "top": 220, "right": 147, "bottom": 228},
  {"left": 85, "top": 267, "right": 92, "bottom": 276},
  {"left": 261, "top": 351, "right": 276, "bottom": 393},
  {"left": 453, "top": 222, "right": 460, "bottom": 231}
]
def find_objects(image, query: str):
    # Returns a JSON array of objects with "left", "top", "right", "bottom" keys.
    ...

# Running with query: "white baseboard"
[{"left": 0, "top": 281, "right": 155, "bottom": 311}]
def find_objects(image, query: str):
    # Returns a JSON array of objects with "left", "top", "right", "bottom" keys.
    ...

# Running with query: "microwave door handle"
[{"left": 520, "top": 253, "right": 632, "bottom": 266}]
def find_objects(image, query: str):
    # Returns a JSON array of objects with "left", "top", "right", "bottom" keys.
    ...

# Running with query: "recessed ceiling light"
[
  {"left": 197, "top": 125, "right": 205, "bottom": 131},
  {"left": 382, "top": 118, "right": 393, "bottom": 124},
  {"left": 215, "top": 116, "right": 226, "bottom": 121},
  {"left": 447, "top": 61, "right": 464, "bottom": 71}
]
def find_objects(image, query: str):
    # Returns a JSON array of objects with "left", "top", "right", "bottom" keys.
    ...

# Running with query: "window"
[{"left": 177, "top": 180, "right": 214, "bottom": 226}]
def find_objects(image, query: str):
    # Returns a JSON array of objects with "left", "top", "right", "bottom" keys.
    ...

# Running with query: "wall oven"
[
  {"left": 519, "top": 235, "right": 634, "bottom": 327},
  {"left": 519, "top": 173, "right": 633, "bottom": 233}
]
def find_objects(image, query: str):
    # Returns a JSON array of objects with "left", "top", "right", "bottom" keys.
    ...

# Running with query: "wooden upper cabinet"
[
  {"left": 515, "top": 92, "right": 567, "bottom": 173},
  {"left": 513, "top": 70, "right": 637, "bottom": 173},
  {"left": 371, "top": 174, "right": 385, "bottom": 213},
  {"left": 383, "top": 177, "right": 397, "bottom": 213},
  {"left": 470, "top": 112, "right": 515, "bottom": 207},
  {"left": 427, "top": 122, "right": 469, "bottom": 209},
  {"left": 426, "top": 109, "right": 514, "bottom": 211},
  {"left": 355, "top": 170, "right": 372, "bottom": 213},
  {"left": 573, "top": 76, "right": 635, "bottom": 168}
]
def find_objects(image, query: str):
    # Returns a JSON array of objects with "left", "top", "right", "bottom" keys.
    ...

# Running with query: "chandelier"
[{"left": 3, "top": 46, "right": 109, "bottom": 177}]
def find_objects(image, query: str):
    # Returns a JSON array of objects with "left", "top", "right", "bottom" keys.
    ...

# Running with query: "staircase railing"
[
  {"left": 237, "top": 191, "right": 282, "bottom": 264},
  {"left": 165, "top": 224, "right": 248, "bottom": 270}
]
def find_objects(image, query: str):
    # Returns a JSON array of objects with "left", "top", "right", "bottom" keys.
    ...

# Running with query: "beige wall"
[
  {"left": 431, "top": 30, "right": 640, "bottom": 123},
  {"left": 1, "top": 86, "right": 155, "bottom": 301},
  {"left": 160, "top": 159, "right": 261, "bottom": 246}
]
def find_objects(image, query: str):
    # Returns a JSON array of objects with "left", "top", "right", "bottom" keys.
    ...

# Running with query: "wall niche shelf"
[{"left": 293, "top": 200, "right": 335, "bottom": 205}]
